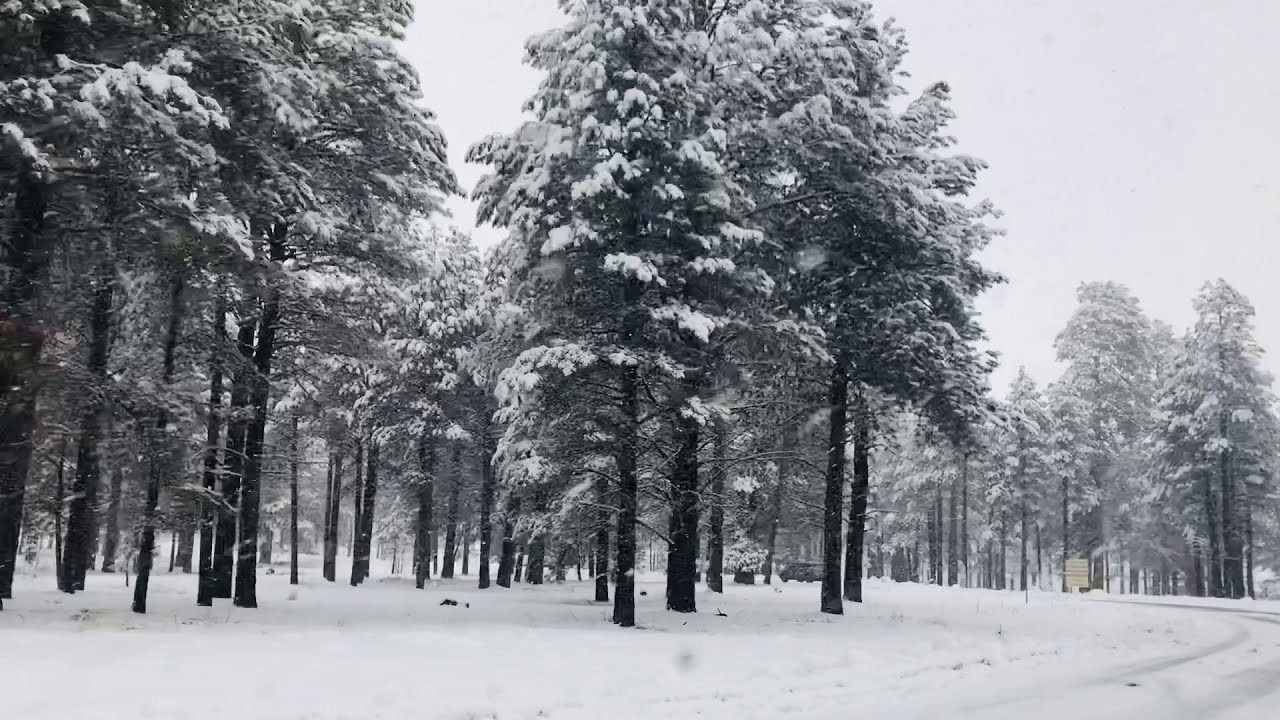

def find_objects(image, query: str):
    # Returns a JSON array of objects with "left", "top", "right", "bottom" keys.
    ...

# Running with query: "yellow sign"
[{"left": 1065, "top": 558, "right": 1090, "bottom": 591}]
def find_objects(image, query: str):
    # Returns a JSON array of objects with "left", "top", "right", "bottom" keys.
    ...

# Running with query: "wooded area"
[{"left": 1, "top": 0, "right": 1275, "bottom": 628}]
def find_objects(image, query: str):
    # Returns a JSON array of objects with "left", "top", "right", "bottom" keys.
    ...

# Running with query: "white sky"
[{"left": 406, "top": 0, "right": 1280, "bottom": 394}]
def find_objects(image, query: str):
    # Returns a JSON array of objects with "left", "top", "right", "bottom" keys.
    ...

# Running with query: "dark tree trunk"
[
  {"left": 197, "top": 296, "right": 227, "bottom": 605},
  {"left": 0, "top": 168, "right": 49, "bottom": 606},
  {"left": 1087, "top": 465, "right": 1106, "bottom": 591},
  {"left": 762, "top": 469, "right": 783, "bottom": 585},
  {"left": 176, "top": 526, "right": 195, "bottom": 574},
  {"left": 324, "top": 451, "right": 343, "bottom": 582},
  {"left": 441, "top": 443, "right": 462, "bottom": 580},
  {"left": 214, "top": 321, "right": 256, "bottom": 599},
  {"left": 935, "top": 484, "right": 945, "bottom": 585},
  {"left": 1019, "top": 448, "right": 1029, "bottom": 592},
  {"left": 948, "top": 458, "right": 959, "bottom": 586},
  {"left": 612, "top": 366, "right": 639, "bottom": 627},
  {"left": 1203, "top": 472, "right": 1224, "bottom": 598},
  {"left": 52, "top": 441, "right": 67, "bottom": 584},
  {"left": 1220, "top": 437, "right": 1245, "bottom": 598},
  {"left": 514, "top": 546, "right": 525, "bottom": 583},
  {"left": 926, "top": 484, "right": 940, "bottom": 585},
  {"left": 961, "top": 455, "right": 969, "bottom": 586},
  {"left": 1245, "top": 498, "right": 1255, "bottom": 599},
  {"left": 497, "top": 500, "right": 516, "bottom": 588},
  {"left": 134, "top": 273, "right": 184, "bottom": 613},
  {"left": 61, "top": 271, "right": 114, "bottom": 593},
  {"left": 478, "top": 411, "right": 496, "bottom": 589},
  {"left": 1035, "top": 522, "right": 1043, "bottom": 587},
  {"left": 843, "top": 413, "right": 870, "bottom": 602},
  {"left": 1061, "top": 473, "right": 1070, "bottom": 591},
  {"left": 352, "top": 441, "right": 379, "bottom": 585},
  {"left": 415, "top": 436, "right": 435, "bottom": 589},
  {"left": 461, "top": 526, "right": 471, "bottom": 576},
  {"left": 820, "top": 361, "right": 848, "bottom": 615},
  {"left": 706, "top": 423, "right": 726, "bottom": 594},
  {"left": 101, "top": 466, "right": 125, "bottom": 573},
  {"left": 349, "top": 440, "right": 364, "bottom": 582},
  {"left": 666, "top": 380, "right": 700, "bottom": 613},
  {"left": 594, "top": 470, "right": 610, "bottom": 602},
  {"left": 526, "top": 532, "right": 546, "bottom": 585},
  {"left": 289, "top": 415, "right": 299, "bottom": 586}
]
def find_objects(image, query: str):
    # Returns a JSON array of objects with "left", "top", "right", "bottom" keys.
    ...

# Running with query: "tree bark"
[
  {"left": 763, "top": 472, "right": 783, "bottom": 585},
  {"left": 1061, "top": 474, "right": 1070, "bottom": 592},
  {"left": 441, "top": 443, "right": 462, "bottom": 580},
  {"left": 961, "top": 454, "right": 969, "bottom": 586},
  {"left": 133, "top": 272, "right": 184, "bottom": 613},
  {"left": 526, "top": 532, "right": 546, "bottom": 585},
  {"left": 61, "top": 270, "right": 114, "bottom": 593},
  {"left": 497, "top": 497, "right": 517, "bottom": 589},
  {"left": 1019, "top": 440, "right": 1029, "bottom": 593},
  {"left": 948, "top": 456, "right": 960, "bottom": 586},
  {"left": 101, "top": 466, "right": 125, "bottom": 573},
  {"left": 0, "top": 168, "right": 49, "bottom": 606},
  {"left": 612, "top": 365, "right": 640, "bottom": 627},
  {"left": 820, "top": 361, "right": 848, "bottom": 615},
  {"left": 593, "top": 469, "right": 611, "bottom": 602},
  {"left": 214, "top": 321, "right": 256, "bottom": 599},
  {"left": 197, "top": 298, "right": 226, "bottom": 605},
  {"left": 843, "top": 412, "right": 870, "bottom": 601},
  {"left": 352, "top": 440, "right": 378, "bottom": 585},
  {"left": 324, "top": 450, "right": 343, "bottom": 582},
  {"left": 706, "top": 422, "right": 726, "bottom": 594},
  {"left": 349, "top": 439, "right": 364, "bottom": 581},
  {"left": 666, "top": 378, "right": 700, "bottom": 613},
  {"left": 289, "top": 414, "right": 299, "bottom": 585},
  {"left": 1203, "top": 471, "right": 1224, "bottom": 598},
  {"left": 415, "top": 436, "right": 435, "bottom": 589},
  {"left": 478, "top": 411, "right": 496, "bottom": 589}
]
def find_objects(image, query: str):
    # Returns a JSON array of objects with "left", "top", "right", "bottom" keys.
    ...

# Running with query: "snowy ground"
[{"left": 3, "top": 554, "right": 1280, "bottom": 719}]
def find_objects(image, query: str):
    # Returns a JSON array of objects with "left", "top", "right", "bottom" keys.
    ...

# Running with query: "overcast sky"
[{"left": 406, "top": 0, "right": 1280, "bottom": 395}]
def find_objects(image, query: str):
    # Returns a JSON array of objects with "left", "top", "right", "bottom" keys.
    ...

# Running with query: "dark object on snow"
[
  {"left": 1126, "top": 682, "right": 1139, "bottom": 687},
  {"left": 779, "top": 561, "right": 824, "bottom": 583},
  {"left": 465, "top": 603, "right": 470, "bottom": 608},
  {"left": 639, "top": 590, "right": 647, "bottom": 596},
  {"left": 715, "top": 609, "right": 728, "bottom": 617},
  {"left": 440, "top": 598, "right": 458, "bottom": 606}
]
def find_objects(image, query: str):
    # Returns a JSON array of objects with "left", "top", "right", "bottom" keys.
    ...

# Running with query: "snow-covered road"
[{"left": 2, "top": 556, "right": 1277, "bottom": 719}]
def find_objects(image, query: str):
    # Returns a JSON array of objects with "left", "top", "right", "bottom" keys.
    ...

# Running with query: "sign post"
[{"left": 1065, "top": 558, "right": 1091, "bottom": 592}]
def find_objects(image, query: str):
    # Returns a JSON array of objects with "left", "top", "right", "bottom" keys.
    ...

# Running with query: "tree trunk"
[
  {"left": 843, "top": 413, "right": 870, "bottom": 602},
  {"left": 1061, "top": 473, "right": 1070, "bottom": 592},
  {"left": 1203, "top": 471, "right": 1224, "bottom": 598},
  {"left": 1245, "top": 498, "right": 1255, "bottom": 599},
  {"left": 197, "top": 296, "right": 226, "bottom": 605},
  {"left": 706, "top": 422, "right": 726, "bottom": 594},
  {"left": 133, "top": 272, "right": 184, "bottom": 613},
  {"left": 441, "top": 443, "right": 462, "bottom": 580},
  {"left": 514, "top": 546, "right": 525, "bottom": 583},
  {"left": 415, "top": 436, "right": 435, "bottom": 589},
  {"left": 1019, "top": 448, "right": 1029, "bottom": 592},
  {"left": 101, "top": 466, "right": 125, "bottom": 573},
  {"left": 353, "top": 441, "right": 379, "bottom": 585},
  {"left": 666, "top": 378, "right": 700, "bottom": 613},
  {"left": 820, "top": 361, "right": 848, "bottom": 615},
  {"left": 478, "top": 411, "right": 496, "bottom": 589},
  {"left": 612, "top": 365, "right": 639, "bottom": 627},
  {"left": 349, "top": 440, "right": 364, "bottom": 580},
  {"left": 1221, "top": 441, "right": 1245, "bottom": 598},
  {"left": 497, "top": 498, "right": 517, "bottom": 589},
  {"left": 324, "top": 450, "right": 343, "bottom": 582},
  {"left": 594, "top": 472, "right": 610, "bottom": 602},
  {"left": 0, "top": 168, "right": 49, "bottom": 606},
  {"left": 461, "top": 526, "right": 471, "bottom": 576},
  {"left": 61, "top": 271, "right": 114, "bottom": 593},
  {"left": 52, "top": 441, "right": 67, "bottom": 584},
  {"left": 289, "top": 415, "right": 299, "bottom": 586},
  {"left": 762, "top": 469, "right": 783, "bottom": 585},
  {"left": 961, "top": 454, "right": 970, "bottom": 586},
  {"left": 948, "top": 458, "right": 959, "bottom": 586},
  {"left": 214, "top": 321, "right": 255, "bottom": 599},
  {"left": 526, "top": 532, "right": 546, "bottom": 585}
]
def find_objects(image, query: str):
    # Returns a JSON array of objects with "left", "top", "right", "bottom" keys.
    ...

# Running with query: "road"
[{"left": 891, "top": 599, "right": 1280, "bottom": 720}]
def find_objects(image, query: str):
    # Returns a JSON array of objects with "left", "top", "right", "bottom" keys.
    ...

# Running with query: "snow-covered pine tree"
[
  {"left": 1053, "top": 282, "right": 1155, "bottom": 590},
  {"left": 475, "top": 0, "right": 779, "bottom": 625}
]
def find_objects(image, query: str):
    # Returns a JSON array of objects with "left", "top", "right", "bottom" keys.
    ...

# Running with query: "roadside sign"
[{"left": 1065, "top": 558, "right": 1090, "bottom": 591}]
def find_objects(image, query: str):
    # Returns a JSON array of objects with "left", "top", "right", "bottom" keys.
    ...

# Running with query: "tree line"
[{"left": 2, "top": 0, "right": 1272, "bottom": 625}]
